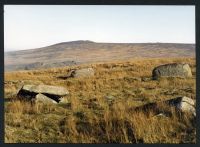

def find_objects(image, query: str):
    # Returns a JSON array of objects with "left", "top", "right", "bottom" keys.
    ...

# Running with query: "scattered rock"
[
  {"left": 152, "top": 63, "right": 192, "bottom": 80},
  {"left": 35, "top": 93, "right": 57, "bottom": 104}
]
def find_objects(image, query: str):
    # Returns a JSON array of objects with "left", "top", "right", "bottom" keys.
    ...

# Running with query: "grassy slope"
[
  {"left": 4, "top": 57, "right": 196, "bottom": 143},
  {"left": 5, "top": 42, "right": 195, "bottom": 71}
]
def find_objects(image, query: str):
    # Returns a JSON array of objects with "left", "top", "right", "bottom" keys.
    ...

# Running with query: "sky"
[{"left": 4, "top": 5, "right": 195, "bottom": 51}]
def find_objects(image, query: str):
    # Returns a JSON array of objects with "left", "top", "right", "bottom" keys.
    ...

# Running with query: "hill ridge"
[{"left": 5, "top": 41, "right": 195, "bottom": 71}]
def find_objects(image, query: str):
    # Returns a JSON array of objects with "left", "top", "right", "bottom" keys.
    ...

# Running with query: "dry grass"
[{"left": 4, "top": 57, "right": 196, "bottom": 143}]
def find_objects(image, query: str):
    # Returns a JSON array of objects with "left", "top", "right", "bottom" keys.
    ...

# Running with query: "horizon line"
[{"left": 5, "top": 40, "right": 196, "bottom": 52}]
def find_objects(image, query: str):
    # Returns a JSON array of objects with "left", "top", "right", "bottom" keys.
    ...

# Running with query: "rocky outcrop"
[
  {"left": 152, "top": 63, "right": 192, "bottom": 80},
  {"left": 17, "top": 84, "right": 69, "bottom": 103}
]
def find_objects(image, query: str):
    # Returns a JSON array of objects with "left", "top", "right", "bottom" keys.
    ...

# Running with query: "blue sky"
[{"left": 4, "top": 5, "right": 195, "bottom": 51}]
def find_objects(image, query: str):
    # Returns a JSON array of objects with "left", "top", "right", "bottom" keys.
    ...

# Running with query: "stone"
[
  {"left": 153, "top": 113, "right": 168, "bottom": 119},
  {"left": 17, "top": 84, "right": 69, "bottom": 102},
  {"left": 152, "top": 63, "right": 192, "bottom": 80},
  {"left": 57, "top": 68, "right": 95, "bottom": 79},
  {"left": 167, "top": 96, "right": 196, "bottom": 117},
  {"left": 18, "top": 84, "right": 69, "bottom": 96},
  {"left": 72, "top": 68, "right": 95, "bottom": 78},
  {"left": 58, "top": 97, "right": 69, "bottom": 104},
  {"left": 35, "top": 93, "right": 57, "bottom": 104}
]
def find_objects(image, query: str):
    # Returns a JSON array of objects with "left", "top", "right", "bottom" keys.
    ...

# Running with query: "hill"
[{"left": 4, "top": 40, "right": 195, "bottom": 71}]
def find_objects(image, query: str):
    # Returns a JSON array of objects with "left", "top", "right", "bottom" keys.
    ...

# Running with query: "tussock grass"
[{"left": 4, "top": 57, "right": 196, "bottom": 143}]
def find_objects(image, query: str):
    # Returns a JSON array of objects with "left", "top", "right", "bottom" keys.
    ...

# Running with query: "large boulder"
[
  {"left": 17, "top": 84, "right": 69, "bottom": 102},
  {"left": 152, "top": 63, "right": 192, "bottom": 80}
]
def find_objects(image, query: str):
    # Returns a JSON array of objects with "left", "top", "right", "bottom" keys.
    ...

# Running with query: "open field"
[{"left": 4, "top": 57, "right": 196, "bottom": 143}]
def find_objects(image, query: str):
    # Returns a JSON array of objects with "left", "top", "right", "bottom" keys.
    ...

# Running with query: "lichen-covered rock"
[{"left": 152, "top": 63, "right": 192, "bottom": 80}]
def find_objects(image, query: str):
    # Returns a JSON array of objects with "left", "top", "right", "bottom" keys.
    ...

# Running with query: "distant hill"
[{"left": 4, "top": 40, "right": 195, "bottom": 71}]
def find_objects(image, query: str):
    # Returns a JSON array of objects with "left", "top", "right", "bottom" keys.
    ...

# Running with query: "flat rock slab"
[
  {"left": 152, "top": 63, "right": 192, "bottom": 80},
  {"left": 19, "top": 84, "right": 69, "bottom": 96},
  {"left": 17, "top": 84, "right": 69, "bottom": 102}
]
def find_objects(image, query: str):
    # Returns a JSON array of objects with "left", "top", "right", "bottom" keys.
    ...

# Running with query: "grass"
[{"left": 4, "top": 57, "right": 196, "bottom": 143}]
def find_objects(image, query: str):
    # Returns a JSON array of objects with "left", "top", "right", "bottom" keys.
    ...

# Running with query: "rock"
[
  {"left": 71, "top": 68, "right": 95, "bottom": 78},
  {"left": 35, "top": 93, "right": 57, "bottom": 104},
  {"left": 18, "top": 84, "right": 69, "bottom": 96},
  {"left": 153, "top": 113, "right": 168, "bottom": 119},
  {"left": 57, "top": 68, "right": 95, "bottom": 79},
  {"left": 17, "top": 84, "right": 69, "bottom": 102},
  {"left": 152, "top": 63, "right": 192, "bottom": 80},
  {"left": 59, "top": 97, "right": 69, "bottom": 104},
  {"left": 167, "top": 96, "right": 196, "bottom": 117}
]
